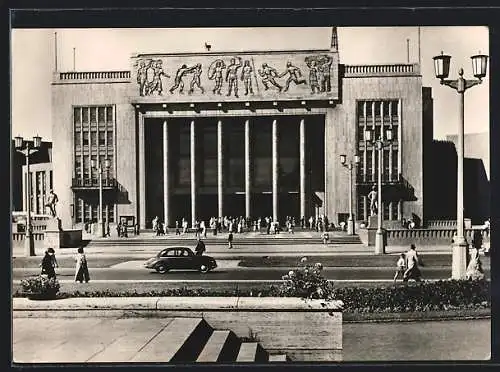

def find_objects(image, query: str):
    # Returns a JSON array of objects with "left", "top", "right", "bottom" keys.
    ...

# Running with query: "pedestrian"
[
  {"left": 466, "top": 230, "right": 485, "bottom": 280},
  {"left": 40, "top": 249, "right": 57, "bottom": 279},
  {"left": 195, "top": 237, "right": 206, "bottom": 256},
  {"left": 74, "top": 247, "right": 90, "bottom": 283},
  {"left": 116, "top": 222, "right": 122, "bottom": 237},
  {"left": 322, "top": 231, "right": 329, "bottom": 245},
  {"left": 228, "top": 232, "right": 234, "bottom": 249},
  {"left": 175, "top": 220, "right": 180, "bottom": 235},
  {"left": 104, "top": 222, "right": 110, "bottom": 237},
  {"left": 393, "top": 253, "right": 407, "bottom": 283},
  {"left": 403, "top": 244, "right": 424, "bottom": 282}
]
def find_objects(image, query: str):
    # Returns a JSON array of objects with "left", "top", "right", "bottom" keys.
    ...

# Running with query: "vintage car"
[{"left": 143, "top": 246, "right": 217, "bottom": 274}]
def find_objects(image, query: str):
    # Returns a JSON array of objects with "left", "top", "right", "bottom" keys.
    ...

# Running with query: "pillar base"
[
  {"left": 347, "top": 219, "right": 355, "bottom": 235},
  {"left": 451, "top": 240, "right": 468, "bottom": 280},
  {"left": 374, "top": 229, "right": 385, "bottom": 255},
  {"left": 24, "top": 235, "right": 35, "bottom": 257}
]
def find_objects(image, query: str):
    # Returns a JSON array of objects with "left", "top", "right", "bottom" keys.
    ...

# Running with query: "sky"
[{"left": 11, "top": 26, "right": 489, "bottom": 142}]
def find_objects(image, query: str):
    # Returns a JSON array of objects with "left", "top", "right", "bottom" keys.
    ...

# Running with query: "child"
[{"left": 394, "top": 253, "right": 406, "bottom": 283}]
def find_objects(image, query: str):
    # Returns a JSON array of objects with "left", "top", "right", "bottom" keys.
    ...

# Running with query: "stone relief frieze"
[{"left": 133, "top": 52, "right": 338, "bottom": 100}]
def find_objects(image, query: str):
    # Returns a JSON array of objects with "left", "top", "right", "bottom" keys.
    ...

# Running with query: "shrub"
[
  {"left": 278, "top": 257, "right": 335, "bottom": 300},
  {"left": 20, "top": 275, "right": 60, "bottom": 298}
]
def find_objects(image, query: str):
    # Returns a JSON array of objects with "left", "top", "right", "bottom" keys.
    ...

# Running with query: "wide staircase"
[
  {"left": 85, "top": 229, "right": 362, "bottom": 247},
  {"left": 88, "top": 317, "right": 288, "bottom": 363}
]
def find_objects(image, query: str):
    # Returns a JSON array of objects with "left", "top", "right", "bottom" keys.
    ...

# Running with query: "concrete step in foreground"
[{"left": 87, "top": 317, "right": 286, "bottom": 363}]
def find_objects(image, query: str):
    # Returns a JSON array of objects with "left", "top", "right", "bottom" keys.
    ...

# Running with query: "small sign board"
[{"left": 119, "top": 215, "right": 136, "bottom": 227}]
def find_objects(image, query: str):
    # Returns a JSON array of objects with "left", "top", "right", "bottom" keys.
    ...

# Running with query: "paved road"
[
  {"left": 12, "top": 264, "right": 491, "bottom": 281},
  {"left": 12, "top": 316, "right": 490, "bottom": 363}
]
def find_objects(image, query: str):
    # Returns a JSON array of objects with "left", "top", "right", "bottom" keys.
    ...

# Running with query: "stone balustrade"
[
  {"left": 386, "top": 228, "right": 490, "bottom": 246},
  {"left": 12, "top": 232, "right": 45, "bottom": 241},
  {"left": 344, "top": 63, "right": 419, "bottom": 77},
  {"left": 426, "top": 220, "right": 458, "bottom": 229},
  {"left": 56, "top": 71, "right": 131, "bottom": 82}
]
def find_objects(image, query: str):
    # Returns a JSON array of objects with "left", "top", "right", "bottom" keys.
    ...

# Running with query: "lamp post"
[
  {"left": 340, "top": 154, "right": 360, "bottom": 235},
  {"left": 15, "top": 135, "right": 42, "bottom": 257},
  {"left": 432, "top": 51, "right": 488, "bottom": 280},
  {"left": 364, "top": 128, "right": 394, "bottom": 254},
  {"left": 91, "top": 158, "right": 111, "bottom": 238}
]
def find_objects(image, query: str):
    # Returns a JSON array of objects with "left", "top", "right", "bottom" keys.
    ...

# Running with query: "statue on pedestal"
[
  {"left": 367, "top": 186, "right": 378, "bottom": 216},
  {"left": 45, "top": 190, "right": 59, "bottom": 218}
]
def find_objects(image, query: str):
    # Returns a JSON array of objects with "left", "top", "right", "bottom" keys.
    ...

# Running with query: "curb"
[
  {"left": 343, "top": 308, "right": 491, "bottom": 323},
  {"left": 12, "top": 297, "right": 490, "bottom": 322}
]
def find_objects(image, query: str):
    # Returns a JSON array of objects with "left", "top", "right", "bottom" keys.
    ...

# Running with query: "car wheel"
[
  {"left": 156, "top": 264, "right": 169, "bottom": 274},
  {"left": 199, "top": 264, "right": 209, "bottom": 273}
]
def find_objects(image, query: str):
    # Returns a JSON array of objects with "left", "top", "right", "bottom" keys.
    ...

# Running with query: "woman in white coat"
[{"left": 75, "top": 247, "right": 90, "bottom": 283}]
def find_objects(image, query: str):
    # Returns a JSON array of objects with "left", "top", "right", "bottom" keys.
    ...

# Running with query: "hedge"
[{"left": 13, "top": 280, "right": 490, "bottom": 313}]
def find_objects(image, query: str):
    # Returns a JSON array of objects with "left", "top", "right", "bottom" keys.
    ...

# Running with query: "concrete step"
[
  {"left": 236, "top": 342, "right": 269, "bottom": 362},
  {"left": 196, "top": 330, "right": 241, "bottom": 362},
  {"left": 85, "top": 236, "right": 362, "bottom": 247},
  {"left": 130, "top": 317, "right": 213, "bottom": 363},
  {"left": 268, "top": 354, "right": 288, "bottom": 362}
]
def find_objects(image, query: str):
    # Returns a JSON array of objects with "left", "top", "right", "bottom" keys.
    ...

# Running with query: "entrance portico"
[{"left": 137, "top": 109, "right": 326, "bottom": 228}]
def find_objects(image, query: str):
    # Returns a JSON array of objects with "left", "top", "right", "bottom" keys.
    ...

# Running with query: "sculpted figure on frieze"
[
  {"left": 258, "top": 63, "right": 283, "bottom": 92},
  {"left": 136, "top": 60, "right": 148, "bottom": 96},
  {"left": 240, "top": 60, "right": 254, "bottom": 95},
  {"left": 225, "top": 57, "right": 242, "bottom": 98},
  {"left": 188, "top": 63, "right": 205, "bottom": 95},
  {"left": 169, "top": 64, "right": 196, "bottom": 94},
  {"left": 279, "top": 61, "right": 307, "bottom": 92},
  {"left": 136, "top": 59, "right": 170, "bottom": 96},
  {"left": 208, "top": 59, "right": 227, "bottom": 95},
  {"left": 305, "top": 54, "right": 333, "bottom": 94}
]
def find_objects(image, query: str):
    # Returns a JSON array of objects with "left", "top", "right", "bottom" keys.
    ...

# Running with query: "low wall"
[
  {"left": 13, "top": 297, "right": 343, "bottom": 362},
  {"left": 359, "top": 227, "right": 490, "bottom": 247},
  {"left": 386, "top": 228, "right": 490, "bottom": 246}
]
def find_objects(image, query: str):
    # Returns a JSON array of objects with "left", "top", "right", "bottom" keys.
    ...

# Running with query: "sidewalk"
[{"left": 12, "top": 241, "right": 453, "bottom": 258}]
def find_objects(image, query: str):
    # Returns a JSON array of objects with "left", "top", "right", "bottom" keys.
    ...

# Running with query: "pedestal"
[
  {"left": 451, "top": 241, "right": 468, "bottom": 280},
  {"left": 367, "top": 215, "right": 378, "bottom": 228},
  {"left": 44, "top": 218, "right": 62, "bottom": 253}
]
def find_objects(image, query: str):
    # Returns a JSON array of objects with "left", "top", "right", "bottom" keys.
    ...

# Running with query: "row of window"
[
  {"left": 74, "top": 198, "right": 115, "bottom": 223},
  {"left": 357, "top": 100, "right": 399, "bottom": 120},
  {"left": 73, "top": 106, "right": 116, "bottom": 223},
  {"left": 25, "top": 170, "right": 53, "bottom": 215},
  {"left": 357, "top": 196, "right": 400, "bottom": 221},
  {"left": 74, "top": 106, "right": 114, "bottom": 124}
]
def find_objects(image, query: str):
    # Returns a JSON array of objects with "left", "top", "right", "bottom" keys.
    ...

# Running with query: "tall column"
[
  {"left": 272, "top": 119, "right": 279, "bottom": 222},
  {"left": 299, "top": 118, "right": 306, "bottom": 220},
  {"left": 190, "top": 120, "right": 196, "bottom": 227},
  {"left": 244, "top": 119, "right": 251, "bottom": 219},
  {"left": 217, "top": 120, "right": 224, "bottom": 218},
  {"left": 163, "top": 120, "right": 169, "bottom": 227},
  {"left": 138, "top": 113, "right": 146, "bottom": 229}
]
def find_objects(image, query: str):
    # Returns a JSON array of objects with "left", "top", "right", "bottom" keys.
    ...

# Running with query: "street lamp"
[
  {"left": 91, "top": 158, "right": 111, "bottom": 237},
  {"left": 15, "top": 135, "right": 42, "bottom": 256},
  {"left": 340, "top": 154, "right": 360, "bottom": 235},
  {"left": 432, "top": 51, "right": 488, "bottom": 280},
  {"left": 364, "top": 128, "right": 394, "bottom": 254}
]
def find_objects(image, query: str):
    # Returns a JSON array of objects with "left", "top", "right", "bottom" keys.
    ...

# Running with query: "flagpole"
[{"left": 54, "top": 32, "right": 58, "bottom": 72}]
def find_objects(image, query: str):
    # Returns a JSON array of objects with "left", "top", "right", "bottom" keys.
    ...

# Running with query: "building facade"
[
  {"left": 11, "top": 140, "right": 52, "bottom": 212},
  {"left": 51, "top": 28, "right": 432, "bottom": 230}
]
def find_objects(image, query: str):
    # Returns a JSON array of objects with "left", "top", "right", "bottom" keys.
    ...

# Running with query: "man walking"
[{"left": 403, "top": 244, "right": 424, "bottom": 282}]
